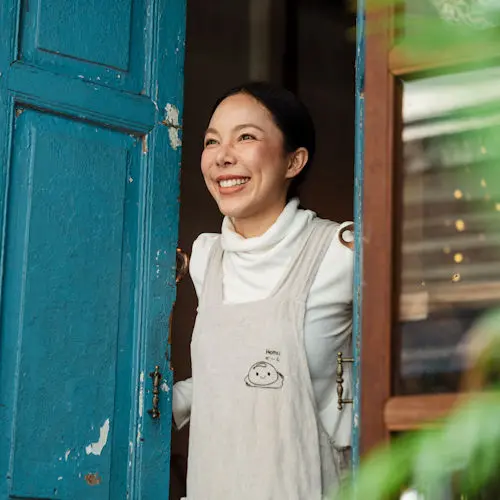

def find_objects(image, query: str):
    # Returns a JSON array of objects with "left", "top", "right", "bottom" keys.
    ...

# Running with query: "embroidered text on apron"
[{"left": 186, "top": 219, "right": 344, "bottom": 500}]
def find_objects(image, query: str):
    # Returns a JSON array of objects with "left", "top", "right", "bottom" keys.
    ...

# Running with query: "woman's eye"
[
  {"left": 239, "top": 133, "right": 255, "bottom": 141},
  {"left": 204, "top": 138, "right": 217, "bottom": 147}
]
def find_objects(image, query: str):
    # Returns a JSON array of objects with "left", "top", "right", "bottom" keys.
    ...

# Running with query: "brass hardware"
[
  {"left": 176, "top": 248, "right": 189, "bottom": 284},
  {"left": 338, "top": 223, "right": 354, "bottom": 251},
  {"left": 337, "top": 352, "right": 354, "bottom": 410},
  {"left": 148, "top": 366, "right": 162, "bottom": 420}
]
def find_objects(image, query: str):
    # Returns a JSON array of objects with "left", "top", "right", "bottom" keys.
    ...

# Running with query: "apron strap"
[{"left": 275, "top": 218, "right": 339, "bottom": 301}]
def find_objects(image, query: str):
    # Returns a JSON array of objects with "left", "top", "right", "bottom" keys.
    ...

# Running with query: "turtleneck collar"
[{"left": 220, "top": 198, "right": 315, "bottom": 253}]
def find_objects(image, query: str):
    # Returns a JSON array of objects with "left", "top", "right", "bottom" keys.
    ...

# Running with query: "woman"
[{"left": 173, "top": 82, "right": 353, "bottom": 500}]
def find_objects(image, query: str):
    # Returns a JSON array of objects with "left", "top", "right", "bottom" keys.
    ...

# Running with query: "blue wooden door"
[{"left": 0, "top": 0, "right": 186, "bottom": 498}]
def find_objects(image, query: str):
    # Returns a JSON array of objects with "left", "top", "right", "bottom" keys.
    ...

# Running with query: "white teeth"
[{"left": 218, "top": 178, "right": 249, "bottom": 188}]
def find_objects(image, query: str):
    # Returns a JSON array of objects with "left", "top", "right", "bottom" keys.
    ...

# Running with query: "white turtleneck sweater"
[{"left": 173, "top": 198, "right": 353, "bottom": 447}]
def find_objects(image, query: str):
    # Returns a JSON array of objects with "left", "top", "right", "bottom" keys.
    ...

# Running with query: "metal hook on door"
[
  {"left": 337, "top": 352, "right": 354, "bottom": 410},
  {"left": 338, "top": 223, "right": 354, "bottom": 251},
  {"left": 176, "top": 248, "right": 189, "bottom": 284}
]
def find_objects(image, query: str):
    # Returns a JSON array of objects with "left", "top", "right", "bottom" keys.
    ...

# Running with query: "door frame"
[{"left": 351, "top": 0, "right": 366, "bottom": 470}]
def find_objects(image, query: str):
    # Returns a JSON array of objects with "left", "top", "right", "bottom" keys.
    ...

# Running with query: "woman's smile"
[{"left": 215, "top": 174, "right": 251, "bottom": 194}]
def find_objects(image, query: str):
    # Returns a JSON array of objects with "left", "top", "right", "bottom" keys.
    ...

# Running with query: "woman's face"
[{"left": 201, "top": 93, "right": 296, "bottom": 224}]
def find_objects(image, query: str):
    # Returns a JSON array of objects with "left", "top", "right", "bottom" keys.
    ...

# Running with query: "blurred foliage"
[
  {"left": 335, "top": 310, "right": 500, "bottom": 500},
  {"left": 362, "top": 0, "right": 500, "bottom": 55},
  {"left": 346, "top": 0, "right": 500, "bottom": 76}
]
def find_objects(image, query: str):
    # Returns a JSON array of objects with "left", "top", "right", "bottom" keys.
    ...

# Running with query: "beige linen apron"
[{"left": 184, "top": 218, "right": 349, "bottom": 500}]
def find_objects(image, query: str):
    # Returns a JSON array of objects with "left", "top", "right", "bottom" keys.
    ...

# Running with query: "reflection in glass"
[{"left": 396, "top": 67, "right": 500, "bottom": 395}]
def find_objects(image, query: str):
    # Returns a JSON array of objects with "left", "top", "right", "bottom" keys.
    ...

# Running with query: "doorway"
[{"left": 170, "top": 1, "right": 355, "bottom": 497}]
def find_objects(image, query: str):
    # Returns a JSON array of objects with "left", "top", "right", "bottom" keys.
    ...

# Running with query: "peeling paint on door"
[
  {"left": 85, "top": 419, "right": 110, "bottom": 456},
  {"left": 163, "top": 103, "right": 182, "bottom": 150},
  {"left": 138, "top": 371, "right": 145, "bottom": 417}
]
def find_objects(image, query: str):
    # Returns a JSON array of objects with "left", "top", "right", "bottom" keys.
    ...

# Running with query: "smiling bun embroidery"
[{"left": 244, "top": 361, "right": 284, "bottom": 389}]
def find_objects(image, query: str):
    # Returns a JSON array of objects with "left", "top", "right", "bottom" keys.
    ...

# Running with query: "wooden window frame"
[{"left": 361, "top": 4, "right": 500, "bottom": 455}]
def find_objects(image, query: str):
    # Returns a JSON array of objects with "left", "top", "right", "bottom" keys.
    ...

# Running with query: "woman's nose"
[{"left": 215, "top": 144, "right": 236, "bottom": 167}]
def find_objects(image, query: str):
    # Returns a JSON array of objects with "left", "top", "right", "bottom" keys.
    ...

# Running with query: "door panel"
[
  {"left": 3, "top": 110, "right": 137, "bottom": 499},
  {"left": 19, "top": 0, "right": 147, "bottom": 91},
  {"left": 0, "top": 0, "right": 186, "bottom": 497}
]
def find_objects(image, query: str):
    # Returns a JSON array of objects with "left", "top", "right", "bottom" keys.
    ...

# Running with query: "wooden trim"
[
  {"left": 361, "top": 4, "right": 396, "bottom": 456},
  {"left": 384, "top": 394, "right": 461, "bottom": 431},
  {"left": 390, "top": 81, "right": 405, "bottom": 394}
]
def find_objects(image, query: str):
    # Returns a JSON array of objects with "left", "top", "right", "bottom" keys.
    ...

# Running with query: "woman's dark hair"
[{"left": 209, "top": 81, "right": 316, "bottom": 200}]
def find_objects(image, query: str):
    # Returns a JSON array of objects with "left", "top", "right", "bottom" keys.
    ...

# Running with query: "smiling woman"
[
  {"left": 172, "top": 81, "right": 354, "bottom": 500},
  {"left": 200, "top": 83, "right": 313, "bottom": 238}
]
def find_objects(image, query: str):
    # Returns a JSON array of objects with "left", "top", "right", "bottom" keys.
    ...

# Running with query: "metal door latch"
[
  {"left": 148, "top": 366, "right": 162, "bottom": 420},
  {"left": 176, "top": 248, "right": 189, "bottom": 284},
  {"left": 337, "top": 352, "right": 354, "bottom": 410}
]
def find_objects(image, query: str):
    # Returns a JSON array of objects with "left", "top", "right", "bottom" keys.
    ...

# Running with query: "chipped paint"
[
  {"left": 138, "top": 371, "right": 145, "bottom": 417},
  {"left": 65, "top": 449, "right": 71, "bottom": 461},
  {"left": 128, "top": 440, "right": 134, "bottom": 470},
  {"left": 160, "top": 381, "right": 169, "bottom": 393},
  {"left": 164, "top": 103, "right": 182, "bottom": 150},
  {"left": 168, "top": 123, "right": 182, "bottom": 150},
  {"left": 142, "top": 135, "right": 148, "bottom": 154},
  {"left": 85, "top": 419, "right": 110, "bottom": 456},
  {"left": 85, "top": 473, "right": 102, "bottom": 486},
  {"left": 155, "top": 249, "right": 162, "bottom": 278}
]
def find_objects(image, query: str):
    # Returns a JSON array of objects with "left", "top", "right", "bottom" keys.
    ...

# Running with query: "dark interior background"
[{"left": 170, "top": 1, "right": 355, "bottom": 497}]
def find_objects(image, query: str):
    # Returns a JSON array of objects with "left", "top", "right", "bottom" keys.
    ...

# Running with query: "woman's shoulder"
[
  {"left": 306, "top": 219, "right": 353, "bottom": 304},
  {"left": 314, "top": 218, "right": 354, "bottom": 284}
]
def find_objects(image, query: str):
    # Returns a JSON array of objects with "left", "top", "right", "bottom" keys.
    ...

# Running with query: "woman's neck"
[{"left": 231, "top": 201, "right": 287, "bottom": 239}]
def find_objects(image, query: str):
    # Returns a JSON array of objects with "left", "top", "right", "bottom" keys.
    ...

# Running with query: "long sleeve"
[
  {"left": 305, "top": 221, "right": 354, "bottom": 445},
  {"left": 172, "top": 378, "right": 193, "bottom": 430},
  {"left": 172, "top": 233, "right": 218, "bottom": 430}
]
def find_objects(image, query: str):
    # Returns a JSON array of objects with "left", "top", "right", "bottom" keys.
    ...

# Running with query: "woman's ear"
[{"left": 286, "top": 147, "right": 308, "bottom": 179}]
